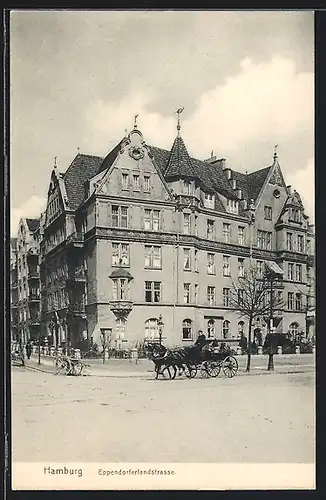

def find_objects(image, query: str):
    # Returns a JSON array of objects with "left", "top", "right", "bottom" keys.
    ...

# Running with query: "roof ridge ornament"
[
  {"left": 273, "top": 144, "right": 278, "bottom": 162},
  {"left": 175, "top": 107, "right": 184, "bottom": 137},
  {"left": 134, "top": 113, "right": 139, "bottom": 129}
]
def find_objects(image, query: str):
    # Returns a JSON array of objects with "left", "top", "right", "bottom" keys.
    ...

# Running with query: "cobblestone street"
[{"left": 12, "top": 362, "right": 315, "bottom": 464}]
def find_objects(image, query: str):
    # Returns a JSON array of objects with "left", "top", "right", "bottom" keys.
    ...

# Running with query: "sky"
[{"left": 10, "top": 10, "right": 314, "bottom": 235}]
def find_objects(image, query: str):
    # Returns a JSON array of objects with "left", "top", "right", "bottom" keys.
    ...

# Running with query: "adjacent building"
[
  {"left": 12, "top": 218, "right": 42, "bottom": 345},
  {"left": 30, "top": 121, "right": 315, "bottom": 349}
]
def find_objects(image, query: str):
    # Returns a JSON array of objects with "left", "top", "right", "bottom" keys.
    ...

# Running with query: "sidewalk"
[{"left": 22, "top": 353, "right": 314, "bottom": 378}]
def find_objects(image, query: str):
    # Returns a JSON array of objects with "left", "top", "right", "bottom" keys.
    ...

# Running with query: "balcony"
[
  {"left": 174, "top": 194, "right": 200, "bottom": 210},
  {"left": 28, "top": 293, "right": 41, "bottom": 302},
  {"left": 66, "top": 232, "right": 84, "bottom": 249},
  {"left": 28, "top": 270, "right": 39, "bottom": 280},
  {"left": 109, "top": 300, "right": 133, "bottom": 317},
  {"left": 67, "top": 268, "right": 86, "bottom": 283}
]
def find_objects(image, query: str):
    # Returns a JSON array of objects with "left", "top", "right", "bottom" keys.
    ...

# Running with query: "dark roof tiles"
[
  {"left": 26, "top": 218, "right": 40, "bottom": 232},
  {"left": 63, "top": 154, "right": 103, "bottom": 210}
]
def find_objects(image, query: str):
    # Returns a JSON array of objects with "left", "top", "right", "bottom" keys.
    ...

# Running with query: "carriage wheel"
[
  {"left": 206, "top": 361, "right": 221, "bottom": 378},
  {"left": 74, "top": 363, "right": 84, "bottom": 376},
  {"left": 222, "top": 356, "right": 238, "bottom": 378},
  {"left": 55, "top": 361, "right": 67, "bottom": 375},
  {"left": 200, "top": 361, "right": 210, "bottom": 378},
  {"left": 184, "top": 364, "right": 197, "bottom": 378}
]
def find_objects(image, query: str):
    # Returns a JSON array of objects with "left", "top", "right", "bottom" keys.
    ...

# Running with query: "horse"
[{"left": 145, "top": 343, "right": 188, "bottom": 379}]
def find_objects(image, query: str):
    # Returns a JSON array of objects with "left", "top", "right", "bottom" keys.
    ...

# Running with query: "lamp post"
[
  {"left": 100, "top": 328, "right": 112, "bottom": 364},
  {"left": 158, "top": 314, "right": 164, "bottom": 346}
]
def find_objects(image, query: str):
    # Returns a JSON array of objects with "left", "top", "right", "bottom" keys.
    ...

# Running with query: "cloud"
[
  {"left": 11, "top": 195, "right": 46, "bottom": 236},
  {"left": 83, "top": 56, "right": 314, "bottom": 218},
  {"left": 287, "top": 157, "right": 315, "bottom": 222}
]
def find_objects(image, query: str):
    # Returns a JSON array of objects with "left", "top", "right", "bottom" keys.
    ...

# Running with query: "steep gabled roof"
[
  {"left": 96, "top": 140, "right": 123, "bottom": 176},
  {"left": 63, "top": 154, "right": 103, "bottom": 210},
  {"left": 26, "top": 218, "right": 40, "bottom": 232},
  {"left": 164, "top": 136, "right": 198, "bottom": 179}
]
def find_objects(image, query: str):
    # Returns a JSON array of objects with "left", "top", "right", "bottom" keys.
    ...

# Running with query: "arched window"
[
  {"left": 207, "top": 319, "right": 215, "bottom": 338},
  {"left": 145, "top": 318, "right": 159, "bottom": 340},
  {"left": 182, "top": 319, "right": 193, "bottom": 340},
  {"left": 289, "top": 322, "right": 299, "bottom": 340},
  {"left": 238, "top": 321, "right": 245, "bottom": 335},
  {"left": 222, "top": 320, "right": 230, "bottom": 339}
]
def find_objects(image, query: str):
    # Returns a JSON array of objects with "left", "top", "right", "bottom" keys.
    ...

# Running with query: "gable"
[
  {"left": 44, "top": 170, "right": 66, "bottom": 227},
  {"left": 95, "top": 128, "right": 174, "bottom": 203},
  {"left": 267, "top": 162, "right": 287, "bottom": 190}
]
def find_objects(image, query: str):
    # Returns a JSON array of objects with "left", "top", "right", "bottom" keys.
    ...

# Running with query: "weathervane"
[
  {"left": 273, "top": 144, "right": 278, "bottom": 161},
  {"left": 54, "top": 156, "right": 57, "bottom": 168},
  {"left": 175, "top": 107, "right": 184, "bottom": 136},
  {"left": 134, "top": 114, "right": 139, "bottom": 129}
]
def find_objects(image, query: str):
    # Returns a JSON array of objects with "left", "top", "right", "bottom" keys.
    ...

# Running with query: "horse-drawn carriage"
[{"left": 146, "top": 339, "right": 238, "bottom": 380}]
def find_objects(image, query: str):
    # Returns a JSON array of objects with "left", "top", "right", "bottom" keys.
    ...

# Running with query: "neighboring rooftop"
[{"left": 26, "top": 218, "right": 40, "bottom": 232}]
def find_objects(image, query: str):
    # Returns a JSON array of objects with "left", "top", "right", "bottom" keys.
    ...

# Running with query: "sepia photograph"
[{"left": 9, "top": 9, "right": 315, "bottom": 490}]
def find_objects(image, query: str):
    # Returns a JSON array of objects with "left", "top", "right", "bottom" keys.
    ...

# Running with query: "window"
[
  {"left": 145, "top": 318, "right": 159, "bottom": 340},
  {"left": 295, "top": 264, "right": 302, "bottom": 282},
  {"left": 287, "top": 292, "right": 294, "bottom": 310},
  {"left": 222, "top": 320, "right": 230, "bottom": 339},
  {"left": 223, "top": 255, "right": 231, "bottom": 276},
  {"left": 238, "top": 226, "right": 245, "bottom": 245},
  {"left": 183, "top": 213, "right": 191, "bottom": 234},
  {"left": 257, "top": 230, "right": 272, "bottom": 250},
  {"left": 207, "top": 219, "right": 215, "bottom": 240},
  {"left": 223, "top": 288, "right": 230, "bottom": 307},
  {"left": 297, "top": 235, "right": 304, "bottom": 253},
  {"left": 145, "top": 281, "right": 161, "bottom": 303},
  {"left": 183, "top": 248, "right": 191, "bottom": 270},
  {"left": 207, "top": 286, "right": 216, "bottom": 306},
  {"left": 238, "top": 258, "right": 244, "bottom": 277},
  {"left": 145, "top": 246, "right": 161, "bottom": 268},
  {"left": 290, "top": 208, "right": 301, "bottom": 223},
  {"left": 257, "top": 260, "right": 264, "bottom": 278},
  {"left": 223, "top": 223, "right": 230, "bottom": 243},
  {"left": 112, "top": 279, "right": 128, "bottom": 300},
  {"left": 133, "top": 174, "right": 140, "bottom": 191},
  {"left": 288, "top": 263, "right": 294, "bottom": 281},
  {"left": 112, "top": 243, "right": 129, "bottom": 266},
  {"left": 289, "top": 322, "right": 299, "bottom": 340},
  {"left": 286, "top": 232, "right": 293, "bottom": 251},
  {"left": 182, "top": 319, "right": 193, "bottom": 340},
  {"left": 207, "top": 319, "right": 215, "bottom": 338},
  {"left": 194, "top": 250, "right": 198, "bottom": 272},
  {"left": 183, "top": 283, "right": 191, "bottom": 304},
  {"left": 144, "top": 176, "right": 150, "bottom": 192},
  {"left": 227, "top": 199, "right": 238, "bottom": 214},
  {"left": 183, "top": 181, "right": 191, "bottom": 195},
  {"left": 264, "top": 206, "right": 272, "bottom": 220},
  {"left": 204, "top": 193, "right": 215, "bottom": 209},
  {"left": 144, "top": 209, "right": 160, "bottom": 231},
  {"left": 122, "top": 173, "right": 129, "bottom": 190},
  {"left": 194, "top": 284, "right": 199, "bottom": 304},
  {"left": 207, "top": 253, "right": 215, "bottom": 275},
  {"left": 112, "top": 206, "right": 128, "bottom": 228},
  {"left": 295, "top": 293, "right": 302, "bottom": 311},
  {"left": 238, "top": 289, "right": 244, "bottom": 305}
]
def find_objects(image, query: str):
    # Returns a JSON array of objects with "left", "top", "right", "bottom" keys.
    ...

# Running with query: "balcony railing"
[
  {"left": 28, "top": 270, "right": 39, "bottom": 280},
  {"left": 28, "top": 293, "right": 41, "bottom": 302},
  {"left": 66, "top": 232, "right": 84, "bottom": 248}
]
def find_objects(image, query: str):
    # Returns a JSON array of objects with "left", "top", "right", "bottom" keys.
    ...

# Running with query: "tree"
[{"left": 229, "top": 264, "right": 284, "bottom": 373}]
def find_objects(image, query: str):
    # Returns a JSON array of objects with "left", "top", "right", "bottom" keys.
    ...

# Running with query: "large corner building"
[{"left": 12, "top": 121, "right": 315, "bottom": 349}]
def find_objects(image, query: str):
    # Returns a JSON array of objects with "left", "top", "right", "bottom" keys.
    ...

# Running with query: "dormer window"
[
  {"left": 204, "top": 193, "right": 215, "bottom": 209},
  {"left": 183, "top": 180, "right": 194, "bottom": 195},
  {"left": 226, "top": 199, "right": 238, "bottom": 214},
  {"left": 289, "top": 208, "right": 301, "bottom": 223}
]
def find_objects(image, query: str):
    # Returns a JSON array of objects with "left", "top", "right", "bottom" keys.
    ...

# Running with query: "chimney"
[
  {"left": 204, "top": 156, "right": 218, "bottom": 164},
  {"left": 221, "top": 158, "right": 227, "bottom": 170},
  {"left": 232, "top": 179, "right": 237, "bottom": 190},
  {"left": 224, "top": 168, "right": 232, "bottom": 180},
  {"left": 287, "top": 185, "right": 292, "bottom": 195}
]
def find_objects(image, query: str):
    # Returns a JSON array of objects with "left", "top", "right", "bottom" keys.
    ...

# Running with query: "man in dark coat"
[{"left": 26, "top": 341, "right": 32, "bottom": 360}]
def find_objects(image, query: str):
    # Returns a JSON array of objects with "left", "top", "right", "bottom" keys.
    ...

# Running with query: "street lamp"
[
  {"left": 157, "top": 314, "right": 164, "bottom": 346},
  {"left": 100, "top": 328, "right": 111, "bottom": 364}
]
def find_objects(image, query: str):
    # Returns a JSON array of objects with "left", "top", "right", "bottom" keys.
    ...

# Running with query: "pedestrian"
[
  {"left": 26, "top": 341, "right": 32, "bottom": 360},
  {"left": 195, "top": 330, "right": 206, "bottom": 346}
]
